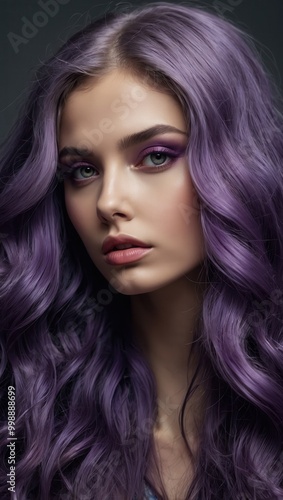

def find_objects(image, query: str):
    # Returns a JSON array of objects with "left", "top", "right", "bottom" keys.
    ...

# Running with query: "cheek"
[
  {"left": 64, "top": 187, "right": 93, "bottom": 236},
  {"left": 161, "top": 179, "right": 205, "bottom": 262},
  {"left": 157, "top": 177, "right": 200, "bottom": 239}
]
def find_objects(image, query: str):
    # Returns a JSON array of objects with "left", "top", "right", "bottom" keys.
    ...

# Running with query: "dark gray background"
[{"left": 1, "top": 0, "right": 283, "bottom": 142}]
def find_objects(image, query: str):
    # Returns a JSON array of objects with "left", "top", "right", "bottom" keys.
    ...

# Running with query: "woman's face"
[{"left": 58, "top": 69, "right": 205, "bottom": 295}]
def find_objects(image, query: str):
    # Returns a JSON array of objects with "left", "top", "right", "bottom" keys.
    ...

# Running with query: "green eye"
[
  {"left": 74, "top": 166, "right": 96, "bottom": 179},
  {"left": 143, "top": 152, "right": 171, "bottom": 167},
  {"left": 151, "top": 153, "right": 167, "bottom": 165}
]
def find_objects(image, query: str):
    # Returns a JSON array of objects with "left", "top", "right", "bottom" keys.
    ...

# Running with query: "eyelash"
[{"left": 57, "top": 147, "right": 183, "bottom": 184}]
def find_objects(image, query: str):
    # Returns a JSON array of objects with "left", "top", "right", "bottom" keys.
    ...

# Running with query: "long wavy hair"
[{"left": 1, "top": 2, "right": 283, "bottom": 499}]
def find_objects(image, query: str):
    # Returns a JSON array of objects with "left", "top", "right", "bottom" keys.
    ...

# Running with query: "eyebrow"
[{"left": 58, "top": 124, "right": 188, "bottom": 161}]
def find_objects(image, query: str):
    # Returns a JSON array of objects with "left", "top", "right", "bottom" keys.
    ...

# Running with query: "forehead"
[{"left": 58, "top": 69, "right": 187, "bottom": 144}]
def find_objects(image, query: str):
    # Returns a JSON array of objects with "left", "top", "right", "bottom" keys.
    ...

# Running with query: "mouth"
[
  {"left": 111, "top": 243, "right": 141, "bottom": 251},
  {"left": 103, "top": 246, "right": 153, "bottom": 266},
  {"left": 102, "top": 235, "right": 151, "bottom": 255}
]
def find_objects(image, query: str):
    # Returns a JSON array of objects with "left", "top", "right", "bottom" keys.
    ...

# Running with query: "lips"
[{"left": 102, "top": 235, "right": 151, "bottom": 255}]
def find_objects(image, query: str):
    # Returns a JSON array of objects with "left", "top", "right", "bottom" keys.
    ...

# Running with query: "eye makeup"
[
  {"left": 56, "top": 139, "right": 187, "bottom": 183},
  {"left": 134, "top": 142, "right": 186, "bottom": 165}
]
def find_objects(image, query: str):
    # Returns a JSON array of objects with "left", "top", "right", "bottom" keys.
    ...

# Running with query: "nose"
[{"left": 96, "top": 162, "right": 134, "bottom": 224}]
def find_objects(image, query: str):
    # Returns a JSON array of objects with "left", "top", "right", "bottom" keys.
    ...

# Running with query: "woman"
[{"left": 0, "top": 2, "right": 283, "bottom": 499}]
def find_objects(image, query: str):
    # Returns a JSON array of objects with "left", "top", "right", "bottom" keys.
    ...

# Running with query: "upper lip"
[{"left": 102, "top": 234, "right": 152, "bottom": 255}]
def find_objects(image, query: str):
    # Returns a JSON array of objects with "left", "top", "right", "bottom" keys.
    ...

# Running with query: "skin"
[{"left": 58, "top": 69, "right": 207, "bottom": 498}]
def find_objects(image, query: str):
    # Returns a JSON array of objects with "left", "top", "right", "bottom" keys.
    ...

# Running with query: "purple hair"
[{"left": 1, "top": 2, "right": 283, "bottom": 498}]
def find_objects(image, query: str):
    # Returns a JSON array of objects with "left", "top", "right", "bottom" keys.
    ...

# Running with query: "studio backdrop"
[{"left": 0, "top": 0, "right": 283, "bottom": 142}]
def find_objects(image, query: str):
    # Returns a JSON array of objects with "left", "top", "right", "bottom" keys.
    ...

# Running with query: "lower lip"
[{"left": 104, "top": 247, "right": 153, "bottom": 265}]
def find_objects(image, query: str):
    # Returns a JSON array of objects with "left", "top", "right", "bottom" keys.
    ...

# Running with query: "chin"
[
  {"left": 103, "top": 270, "right": 188, "bottom": 296},
  {"left": 107, "top": 279, "right": 161, "bottom": 296}
]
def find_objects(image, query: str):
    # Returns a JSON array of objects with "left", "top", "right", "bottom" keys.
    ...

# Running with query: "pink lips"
[{"left": 102, "top": 234, "right": 153, "bottom": 265}]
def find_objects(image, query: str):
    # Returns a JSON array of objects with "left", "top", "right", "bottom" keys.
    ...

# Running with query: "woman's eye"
[
  {"left": 139, "top": 149, "right": 181, "bottom": 169},
  {"left": 142, "top": 152, "right": 171, "bottom": 167},
  {"left": 57, "top": 147, "right": 183, "bottom": 183},
  {"left": 73, "top": 165, "right": 97, "bottom": 180},
  {"left": 56, "top": 163, "right": 97, "bottom": 183}
]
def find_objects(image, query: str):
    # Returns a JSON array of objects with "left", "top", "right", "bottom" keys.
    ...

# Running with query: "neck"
[{"left": 130, "top": 265, "right": 207, "bottom": 441}]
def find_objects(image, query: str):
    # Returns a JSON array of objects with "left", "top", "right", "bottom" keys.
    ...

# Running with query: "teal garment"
[
  {"left": 144, "top": 483, "right": 158, "bottom": 499},
  {"left": 132, "top": 482, "right": 158, "bottom": 499}
]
